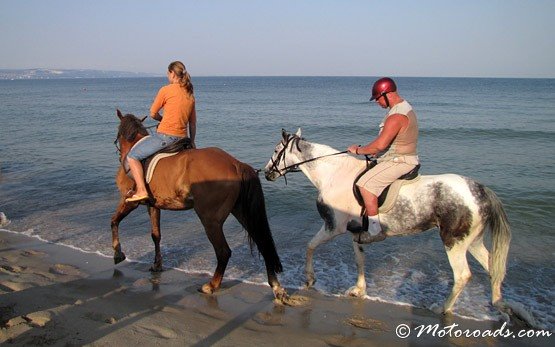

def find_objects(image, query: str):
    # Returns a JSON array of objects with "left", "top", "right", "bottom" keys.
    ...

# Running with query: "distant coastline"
[
  {"left": 1, "top": 70, "right": 553, "bottom": 80},
  {"left": 0, "top": 68, "right": 158, "bottom": 80}
]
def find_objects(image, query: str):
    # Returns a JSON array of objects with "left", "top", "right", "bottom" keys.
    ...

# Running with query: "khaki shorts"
[{"left": 356, "top": 160, "right": 417, "bottom": 196}]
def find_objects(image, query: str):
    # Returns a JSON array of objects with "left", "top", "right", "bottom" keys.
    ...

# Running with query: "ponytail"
[
  {"left": 168, "top": 61, "right": 194, "bottom": 96},
  {"left": 180, "top": 70, "right": 194, "bottom": 95}
]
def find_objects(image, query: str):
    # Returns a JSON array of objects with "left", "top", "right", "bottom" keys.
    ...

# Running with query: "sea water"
[{"left": 0, "top": 76, "right": 554, "bottom": 329}]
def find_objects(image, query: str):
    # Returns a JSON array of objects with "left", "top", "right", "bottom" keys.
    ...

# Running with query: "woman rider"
[{"left": 126, "top": 61, "right": 197, "bottom": 202}]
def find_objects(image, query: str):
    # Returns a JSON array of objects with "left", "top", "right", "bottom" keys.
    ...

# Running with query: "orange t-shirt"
[{"left": 150, "top": 83, "right": 195, "bottom": 137}]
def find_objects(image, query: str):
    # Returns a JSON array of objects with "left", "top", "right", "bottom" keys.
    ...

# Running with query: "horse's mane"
[{"left": 117, "top": 114, "right": 148, "bottom": 141}]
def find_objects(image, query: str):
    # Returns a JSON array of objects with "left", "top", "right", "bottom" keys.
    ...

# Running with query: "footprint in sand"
[
  {"left": 0, "top": 265, "right": 26, "bottom": 274},
  {"left": 132, "top": 278, "right": 151, "bottom": 287},
  {"left": 253, "top": 311, "right": 285, "bottom": 326},
  {"left": 345, "top": 315, "right": 389, "bottom": 332},
  {"left": 280, "top": 294, "right": 309, "bottom": 307},
  {"left": 23, "top": 311, "right": 52, "bottom": 327},
  {"left": 83, "top": 311, "right": 118, "bottom": 324},
  {"left": 49, "top": 264, "right": 81, "bottom": 276},
  {"left": 0, "top": 280, "right": 33, "bottom": 292},
  {"left": 5, "top": 316, "right": 27, "bottom": 328},
  {"left": 133, "top": 325, "right": 178, "bottom": 339},
  {"left": 21, "top": 250, "right": 47, "bottom": 258}
]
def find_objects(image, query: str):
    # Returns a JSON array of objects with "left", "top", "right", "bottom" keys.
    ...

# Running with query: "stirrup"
[{"left": 346, "top": 216, "right": 369, "bottom": 233}]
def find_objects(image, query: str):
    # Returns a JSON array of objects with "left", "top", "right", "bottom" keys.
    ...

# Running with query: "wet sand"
[{"left": 0, "top": 230, "right": 549, "bottom": 346}]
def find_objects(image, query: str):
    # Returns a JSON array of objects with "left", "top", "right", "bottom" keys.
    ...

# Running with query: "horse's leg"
[
  {"left": 346, "top": 242, "right": 367, "bottom": 297},
  {"left": 305, "top": 224, "right": 344, "bottom": 288},
  {"left": 231, "top": 211, "right": 286, "bottom": 301},
  {"left": 443, "top": 243, "right": 472, "bottom": 313},
  {"left": 345, "top": 230, "right": 387, "bottom": 297},
  {"left": 148, "top": 206, "right": 163, "bottom": 272},
  {"left": 199, "top": 220, "right": 231, "bottom": 294},
  {"left": 468, "top": 236, "right": 490, "bottom": 274},
  {"left": 110, "top": 200, "right": 139, "bottom": 264}
]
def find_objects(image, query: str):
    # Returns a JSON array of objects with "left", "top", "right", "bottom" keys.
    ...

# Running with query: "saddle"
[
  {"left": 141, "top": 138, "right": 193, "bottom": 183},
  {"left": 353, "top": 160, "right": 421, "bottom": 214}
]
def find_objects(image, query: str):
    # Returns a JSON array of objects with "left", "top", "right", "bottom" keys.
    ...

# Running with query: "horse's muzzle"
[{"left": 264, "top": 169, "right": 280, "bottom": 181}]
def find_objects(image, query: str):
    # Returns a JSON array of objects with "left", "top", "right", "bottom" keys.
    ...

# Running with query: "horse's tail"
[
  {"left": 484, "top": 186, "right": 511, "bottom": 304},
  {"left": 235, "top": 165, "right": 283, "bottom": 274}
]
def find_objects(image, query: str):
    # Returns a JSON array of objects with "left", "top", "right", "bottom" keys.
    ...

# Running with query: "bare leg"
[
  {"left": 127, "top": 157, "right": 149, "bottom": 199},
  {"left": 360, "top": 188, "right": 378, "bottom": 216}
]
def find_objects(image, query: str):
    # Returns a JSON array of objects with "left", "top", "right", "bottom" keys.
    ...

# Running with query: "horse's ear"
[
  {"left": 295, "top": 128, "right": 302, "bottom": 137},
  {"left": 281, "top": 128, "right": 288, "bottom": 140},
  {"left": 140, "top": 116, "right": 147, "bottom": 122},
  {"left": 117, "top": 109, "right": 123, "bottom": 120}
]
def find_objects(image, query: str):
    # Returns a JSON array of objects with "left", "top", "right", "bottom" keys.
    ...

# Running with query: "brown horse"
[{"left": 111, "top": 109, "right": 287, "bottom": 301}]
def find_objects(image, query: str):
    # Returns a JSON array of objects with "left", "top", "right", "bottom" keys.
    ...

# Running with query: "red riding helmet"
[{"left": 370, "top": 77, "right": 397, "bottom": 101}]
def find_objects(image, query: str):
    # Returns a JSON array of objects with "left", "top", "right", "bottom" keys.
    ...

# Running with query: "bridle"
[
  {"left": 113, "top": 137, "right": 122, "bottom": 157},
  {"left": 113, "top": 136, "right": 131, "bottom": 174},
  {"left": 268, "top": 133, "right": 348, "bottom": 184}
]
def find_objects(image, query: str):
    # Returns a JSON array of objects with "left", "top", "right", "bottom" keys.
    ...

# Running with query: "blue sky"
[{"left": 1, "top": 0, "right": 554, "bottom": 77}]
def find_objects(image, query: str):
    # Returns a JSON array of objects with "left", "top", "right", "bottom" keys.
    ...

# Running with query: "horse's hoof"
[
  {"left": 272, "top": 286, "right": 308, "bottom": 307},
  {"left": 427, "top": 303, "right": 443, "bottom": 315},
  {"left": 442, "top": 310, "right": 453, "bottom": 316},
  {"left": 305, "top": 277, "right": 316, "bottom": 288},
  {"left": 275, "top": 288, "right": 310, "bottom": 307},
  {"left": 199, "top": 283, "right": 215, "bottom": 294},
  {"left": 272, "top": 286, "right": 289, "bottom": 302},
  {"left": 345, "top": 286, "right": 366, "bottom": 298},
  {"left": 114, "top": 252, "right": 126, "bottom": 265},
  {"left": 149, "top": 261, "right": 163, "bottom": 272}
]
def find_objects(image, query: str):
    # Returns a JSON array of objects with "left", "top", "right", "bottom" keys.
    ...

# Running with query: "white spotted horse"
[{"left": 264, "top": 129, "right": 512, "bottom": 314}]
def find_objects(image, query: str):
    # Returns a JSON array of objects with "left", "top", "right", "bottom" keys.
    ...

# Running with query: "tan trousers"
[{"left": 356, "top": 160, "right": 416, "bottom": 196}]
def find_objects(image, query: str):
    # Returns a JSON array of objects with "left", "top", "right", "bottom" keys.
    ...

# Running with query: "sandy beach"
[{"left": 0, "top": 230, "right": 549, "bottom": 346}]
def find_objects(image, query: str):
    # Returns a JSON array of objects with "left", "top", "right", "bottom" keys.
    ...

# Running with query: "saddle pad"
[
  {"left": 379, "top": 176, "right": 421, "bottom": 214},
  {"left": 146, "top": 152, "right": 179, "bottom": 183}
]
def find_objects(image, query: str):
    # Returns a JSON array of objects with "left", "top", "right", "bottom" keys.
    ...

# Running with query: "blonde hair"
[{"left": 168, "top": 61, "right": 194, "bottom": 95}]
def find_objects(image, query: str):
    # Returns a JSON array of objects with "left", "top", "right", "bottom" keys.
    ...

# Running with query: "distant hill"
[{"left": 0, "top": 69, "right": 159, "bottom": 80}]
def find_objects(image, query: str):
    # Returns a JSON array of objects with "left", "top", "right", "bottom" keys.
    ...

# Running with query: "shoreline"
[{"left": 0, "top": 229, "right": 549, "bottom": 346}]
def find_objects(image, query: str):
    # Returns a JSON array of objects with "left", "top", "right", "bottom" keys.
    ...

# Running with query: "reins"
[
  {"left": 281, "top": 150, "right": 349, "bottom": 172},
  {"left": 266, "top": 134, "right": 348, "bottom": 184}
]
